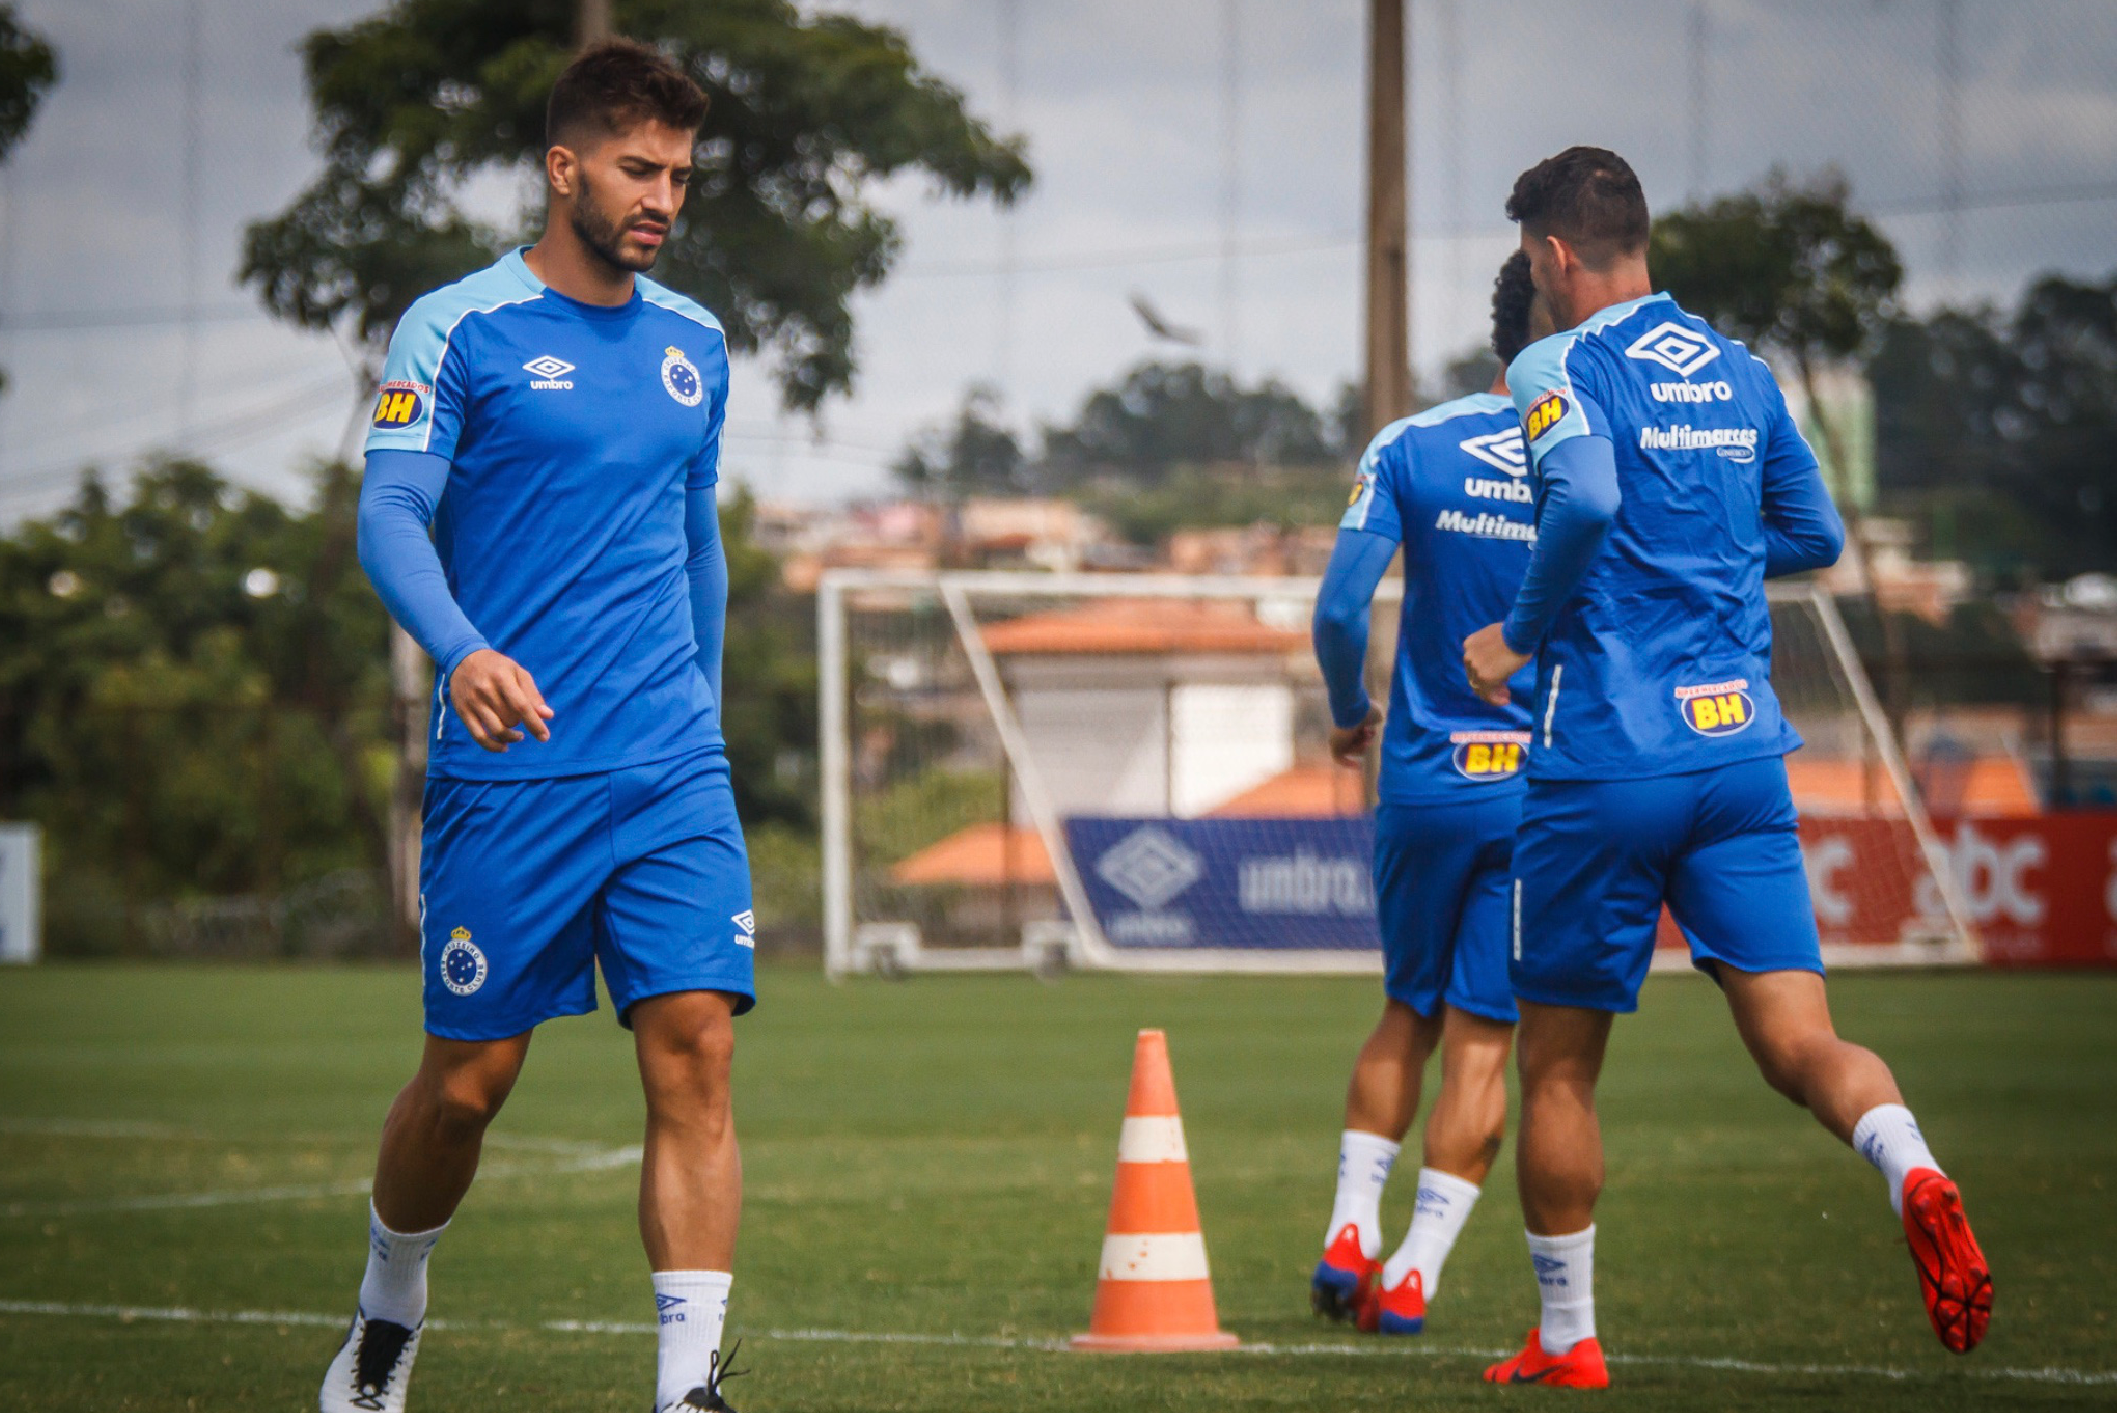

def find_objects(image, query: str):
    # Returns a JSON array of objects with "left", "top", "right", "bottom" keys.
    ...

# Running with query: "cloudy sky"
[{"left": 0, "top": 0, "right": 2110, "bottom": 519}]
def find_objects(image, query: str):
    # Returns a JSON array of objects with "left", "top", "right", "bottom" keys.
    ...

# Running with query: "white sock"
[
  {"left": 653, "top": 1270, "right": 733, "bottom": 1409},
  {"left": 357, "top": 1203, "right": 446, "bottom": 1328},
  {"left": 1325, "top": 1129, "right": 1401, "bottom": 1259},
  {"left": 1381, "top": 1167, "right": 1482, "bottom": 1296},
  {"left": 1526, "top": 1226, "right": 1596, "bottom": 1357},
  {"left": 1852, "top": 1103, "right": 1943, "bottom": 1216}
]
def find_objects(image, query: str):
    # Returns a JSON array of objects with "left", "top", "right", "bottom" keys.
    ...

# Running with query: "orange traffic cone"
[{"left": 1072, "top": 1029, "right": 1240, "bottom": 1351}]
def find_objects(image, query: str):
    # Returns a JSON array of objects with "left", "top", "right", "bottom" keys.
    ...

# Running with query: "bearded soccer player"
[
  {"left": 1462, "top": 147, "right": 1991, "bottom": 1388},
  {"left": 322, "top": 43, "right": 753, "bottom": 1413},
  {"left": 1307, "top": 252, "right": 1552, "bottom": 1336}
]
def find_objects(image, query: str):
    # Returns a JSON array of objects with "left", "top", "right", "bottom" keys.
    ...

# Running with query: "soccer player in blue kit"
[
  {"left": 320, "top": 44, "right": 753, "bottom": 1413},
  {"left": 1462, "top": 148, "right": 1992, "bottom": 1388},
  {"left": 1307, "top": 252, "right": 1553, "bottom": 1336}
]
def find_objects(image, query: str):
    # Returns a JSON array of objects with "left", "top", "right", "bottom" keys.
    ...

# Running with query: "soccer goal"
[{"left": 816, "top": 569, "right": 1979, "bottom": 979}]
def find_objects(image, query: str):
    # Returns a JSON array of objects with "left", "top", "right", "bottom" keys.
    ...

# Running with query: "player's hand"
[
  {"left": 1328, "top": 704, "right": 1383, "bottom": 768},
  {"left": 1463, "top": 623, "right": 1530, "bottom": 707},
  {"left": 449, "top": 649, "right": 554, "bottom": 752}
]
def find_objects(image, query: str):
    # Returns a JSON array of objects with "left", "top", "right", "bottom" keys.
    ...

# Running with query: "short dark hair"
[
  {"left": 1490, "top": 250, "right": 1537, "bottom": 364},
  {"left": 1505, "top": 146, "right": 1650, "bottom": 266},
  {"left": 546, "top": 39, "right": 708, "bottom": 149}
]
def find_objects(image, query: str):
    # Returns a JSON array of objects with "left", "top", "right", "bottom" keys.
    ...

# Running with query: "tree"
[
  {"left": 0, "top": 3, "right": 54, "bottom": 163},
  {"left": 242, "top": 0, "right": 1030, "bottom": 410},
  {"left": 1870, "top": 275, "right": 2115, "bottom": 581},
  {"left": 1040, "top": 361, "right": 1339, "bottom": 479},
  {"left": 892, "top": 384, "right": 1027, "bottom": 497},
  {"left": 0, "top": 461, "right": 395, "bottom": 951},
  {"left": 1651, "top": 169, "right": 1903, "bottom": 503},
  {"left": 0, "top": 4, "right": 55, "bottom": 397}
]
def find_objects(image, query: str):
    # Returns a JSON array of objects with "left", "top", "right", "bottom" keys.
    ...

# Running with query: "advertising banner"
[
  {"left": 1065, "top": 817, "right": 1377, "bottom": 951},
  {"left": 1065, "top": 813, "right": 2115, "bottom": 968}
]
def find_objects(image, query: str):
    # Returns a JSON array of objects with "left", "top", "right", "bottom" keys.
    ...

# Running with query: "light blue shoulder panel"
[{"left": 366, "top": 258, "right": 542, "bottom": 456}]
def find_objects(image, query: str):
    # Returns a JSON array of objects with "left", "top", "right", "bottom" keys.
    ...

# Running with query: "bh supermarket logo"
[
  {"left": 1523, "top": 390, "right": 1570, "bottom": 442},
  {"left": 1625, "top": 321, "right": 1721, "bottom": 377},
  {"left": 1096, "top": 827, "right": 1204, "bottom": 911},
  {"left": 1451, "top": 730, "right": 1528, "bottom": 781},
  {"left": 439, "top": 926, "right": 488, "bottom": 995},
  {"left": 371, "top": 381, "right": 429, "bottom": 428},
  {"left": 1674, "top": 679, "right": 1754, "bottom": 738}
]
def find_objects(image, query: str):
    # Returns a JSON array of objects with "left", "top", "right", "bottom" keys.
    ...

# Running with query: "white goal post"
[{"left": 817, "top": 569, "right": 1980, "bottom": 979}]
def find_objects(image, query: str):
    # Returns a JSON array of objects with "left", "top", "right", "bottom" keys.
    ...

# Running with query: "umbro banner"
[{"left": 1064, "top": 817, "right": 1379, "bottom": 952}]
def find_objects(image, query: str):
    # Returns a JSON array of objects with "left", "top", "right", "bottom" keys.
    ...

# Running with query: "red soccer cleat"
[
  {"left": 1356, "top": 1266, "right": 1425, "bottom": 1334},
  {"left": 1482, "top": 1328, "right": 1610, "bottom": 1388},
  {"left": 1902, "top": 1169, "right": 1993, "bottom": 1353},
  {"left": 1310, "top": 1223, "right": 1378, "bottom": 1322}
]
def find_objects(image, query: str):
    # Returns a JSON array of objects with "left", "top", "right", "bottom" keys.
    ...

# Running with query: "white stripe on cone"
[
  {"left": 1098, "top": 1232, "right": 1212, "bottom": 1282},
  {"left": 1115, "top": 1116, "right": 1188, "bottom": 1164}
]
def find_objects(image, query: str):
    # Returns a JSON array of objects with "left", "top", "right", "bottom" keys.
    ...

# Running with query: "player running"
[
  {"left": 1463, "top": 147, "right": 1992, "bottom": 1388},
  {"left": 1307, "top": 252, "right": 1553, "bottom": 1336},
  {"left": 323, "top": 43, "right": 753, "bottom": 1413}
]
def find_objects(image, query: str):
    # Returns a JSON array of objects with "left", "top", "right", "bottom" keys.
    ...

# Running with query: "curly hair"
[
  {"left": 1490, "top": 250, "right": 1537, "bottom": 364},
  {"left": 547, "top": 39, "right": 708, "bottom": 147}
]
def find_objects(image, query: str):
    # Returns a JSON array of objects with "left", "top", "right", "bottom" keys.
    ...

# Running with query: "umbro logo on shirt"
[
  {"left": 1624, "top": 321, "right": 1721, "bottom": 377},
  {"left": 523, "top": 355, "right": 576, "bottom": 390},
  {"left": 1458, "top": 427, "right": 1527, "bottom": 476}
]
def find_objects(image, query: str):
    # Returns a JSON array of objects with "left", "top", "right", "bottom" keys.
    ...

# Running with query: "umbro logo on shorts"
[{"left": 732, "top": 909, "right": 755, "bottom": 948}]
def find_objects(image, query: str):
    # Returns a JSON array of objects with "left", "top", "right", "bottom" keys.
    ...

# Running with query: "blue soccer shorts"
[
  {"left": 1509, "top": 754, "right": 1823, "bottom": 1014},
  {"left": 1373, "top": 793, "right": 1522, "bottom": 1025},
  {"left": 417, "top": 748, "right": 755, "bottom": 1041}
]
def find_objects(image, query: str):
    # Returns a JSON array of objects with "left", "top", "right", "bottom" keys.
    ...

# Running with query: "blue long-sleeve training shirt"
[
  {"left": 1502, "top": 292, "right": 1845, "bottom": 782},
  {"left": 356, "top": 247, "right": 732, "bottom": 780},
  {"left": 1314, "top": 393, "right": 1537, "bottom": 802}
]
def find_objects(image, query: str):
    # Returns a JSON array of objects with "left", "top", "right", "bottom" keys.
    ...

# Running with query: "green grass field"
[{"left": 0, "top": 964, "right": 2110, "bottom": 1411}]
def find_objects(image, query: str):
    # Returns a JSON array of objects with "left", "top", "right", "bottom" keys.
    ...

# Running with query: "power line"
[
  {"left": 1937, "top": 0, "right": 1964, "bottom": 295},
  {"left": 0, "top": 302, "right": 265, "bottom": 332}
]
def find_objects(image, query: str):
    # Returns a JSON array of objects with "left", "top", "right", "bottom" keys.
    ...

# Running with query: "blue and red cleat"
[
  {"left": 1309, "top": 1223, "right": 1377, "bottom": 1322},
  {"left": 1356, "top": 1267, "right": 1426, "bottom": 1335},
  {"left": 1902, "top": 1168, "right": 1993, "bottom": 1353},
  {"left": 1482, "top": 1328, "right": 1609, "bottom": 1388}
]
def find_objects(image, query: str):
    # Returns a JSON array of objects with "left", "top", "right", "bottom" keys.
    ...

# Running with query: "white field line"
[
  {"left": 0, "top": 1118, "right": 612, "bottom": 1156},
  {"left": 0, "top": 1146, "right": 641, "bottom": 1218},
  {"left": 0, "top": 1299, "right": 2107, "bottom": 1388}
]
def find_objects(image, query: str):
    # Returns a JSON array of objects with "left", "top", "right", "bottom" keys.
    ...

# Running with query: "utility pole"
[
  {"left": 1687, "top": 1, "right": 1710, "bottom": 202},
  {"left": 179, "top": 0, "right": 201, "bottom": 447},
  {"left": 1218, "top": 0, "right": 1241, "bottom": 373},
  {"left": 1937, "top": 0, "right": 1962, "bottom": 296},
  {"left": 578, "top": 0, "right": 612, "bottom": 47},
  {"left": 1361, "top": 0, "right": 1411, "bottom": 440}
]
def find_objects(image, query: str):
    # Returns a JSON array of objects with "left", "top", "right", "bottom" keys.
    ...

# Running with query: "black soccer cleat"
[
  {"left": 656, "top": 1341, "right": 748, "bottom": 1413},
  {"left": 320, "top": 1311, "right": 423, "bottom": 1413}
]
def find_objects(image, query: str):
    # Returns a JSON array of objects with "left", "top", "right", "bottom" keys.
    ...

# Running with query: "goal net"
[{"left": 817, "top": 570, "right": 1978, "bottom": 978}]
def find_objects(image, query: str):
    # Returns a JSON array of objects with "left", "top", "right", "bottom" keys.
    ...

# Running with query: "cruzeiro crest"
[
  {"left": 660, "top": 345, "right": 704, "bottom": 407},
  {"left": 439, "top": 925, "right": 488, "bottom": 996}
]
